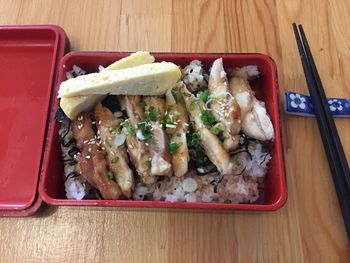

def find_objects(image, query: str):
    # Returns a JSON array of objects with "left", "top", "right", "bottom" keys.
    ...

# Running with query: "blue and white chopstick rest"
[{"left": 284, "top": 91, "right": 350, "bottom": 117}]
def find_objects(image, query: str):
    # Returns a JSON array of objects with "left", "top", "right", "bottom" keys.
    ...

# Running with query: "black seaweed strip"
[
  {"left": 259, "top": 151, "right": 271, "bottom": 165},
  {"left": 68, "top": 147, "right": 80, "bottom": 158},
  {"left": 64, "top": 172, "right": 79, "bottom": 182},
  {"left": 211, "top": 174, "right": 224, "bottom": 193},
  {"left": 233, "top": 166, "right": 246, "bottom": 176}
]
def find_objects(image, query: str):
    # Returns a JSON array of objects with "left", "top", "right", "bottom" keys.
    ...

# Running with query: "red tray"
[
  {"left": 39, "top": 52, "right": 287, "bottom": 211},
  {"left": 0, "top": 25, "right": 68, "bottom": 216}
]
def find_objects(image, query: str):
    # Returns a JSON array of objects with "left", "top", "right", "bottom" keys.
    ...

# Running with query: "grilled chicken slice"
[
  {"left": 180, "top": 85, "right": 234, "bottom": 175},
  {"left": 165, "top": 86, "right": 189, "bottom": 177},
  {"left": 208, "top": 58, "right": 241, "bottom": 151},
  {"left": 72, "top": 112, "right": 122, "bottom": 199},
  {"left": 120, "top": 96, "right": 155, "bottom": 185},
  {"left": 143, "top": 97, "right": 173, "bottom": 176},
  {"left": 229, "top": 68, "right": 274, "bottom": 141},
  {"left": 94, "top": 102, "right": 134, "bottom": 198}
]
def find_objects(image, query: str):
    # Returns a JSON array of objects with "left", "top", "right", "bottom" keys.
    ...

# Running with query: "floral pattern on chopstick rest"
[{"left": 284, "top": 91, "right": 350, "bottom": 117}]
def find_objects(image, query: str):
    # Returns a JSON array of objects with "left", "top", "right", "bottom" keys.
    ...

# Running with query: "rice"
[
  {"left": 59, "top": 117, "right": 90, "bottom": 200},
  {"left": 217, "top": 176, "right": 259, "bottom": 203},
  {"left": 65, "top": 176, "right": 86, "bottom": 200},
  {"left": 133, "top": 172, "right": 260, "bottom": 204},
  {"left": 246, "top": 141, "right": 271, "bottom": 178},
  {"left": 66, "top": 65, "right": 86, "bottom": 79},
  {"left": 133, "top": 139, "right": 270, "bottom": 203},
  {"left": 181, "top": 60, "right": 208, "bottom": 91},
  {"left": 241, "top": 65, "right": 260, "bottom": 79},
  {"left": 60, "top": 61, "right": 272, "bottom": 204}
]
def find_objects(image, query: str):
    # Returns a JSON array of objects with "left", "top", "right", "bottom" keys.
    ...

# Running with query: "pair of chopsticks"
[{"left": 293, "top": 23, "right": 350, "bottom": 239}]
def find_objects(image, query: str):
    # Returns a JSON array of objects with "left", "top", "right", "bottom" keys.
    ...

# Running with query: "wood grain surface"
[{"left": 1, "top": 0, "right": 350, "bottom": 262}]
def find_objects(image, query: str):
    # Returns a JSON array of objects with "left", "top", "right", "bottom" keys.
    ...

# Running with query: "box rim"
[
  {"left": 39, "top": 51, "right": 287, "bottom": 212},
  {"left": 0, "top": 24, "right": 68, "bottom": 216}
]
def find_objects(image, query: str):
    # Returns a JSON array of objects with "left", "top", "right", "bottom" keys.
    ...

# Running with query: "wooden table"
[{"left": 1, "top": 0, "right": 350, "bottom": 262}]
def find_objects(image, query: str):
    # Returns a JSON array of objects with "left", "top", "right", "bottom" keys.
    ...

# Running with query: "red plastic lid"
[{"left": 0, "top": 25, "right": 68, "bottom": 216}]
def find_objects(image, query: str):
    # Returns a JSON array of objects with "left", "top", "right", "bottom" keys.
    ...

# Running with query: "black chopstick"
[
  {"left": 293, "top": 23, "right": 350, "bottom": 240},
  {"left": 298, "top": 25, "right": 350, "bottom": 188}
]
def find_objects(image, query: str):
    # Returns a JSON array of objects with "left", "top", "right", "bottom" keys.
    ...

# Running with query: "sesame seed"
[
  {"left": 145, "top": 143, "right": 149, "bottom": 146},
  {"left": 85, "top": 155, "right": 91, "bottom": 160},
  {"left": 98, "top": 120, "right": 102, "bottom": 125},
  {"left": 92, "top": 121, "right": 96, "bottom": 125}
]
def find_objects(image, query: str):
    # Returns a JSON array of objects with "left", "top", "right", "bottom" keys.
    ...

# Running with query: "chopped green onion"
[
  {"left": 122, "top": 120, "right": 135, "bottom": 135},
  {"left": 176, "top": 132, "right": 181, "bottom": 137},
  {"left": 145, "top": 106, "right": 160, "bottom": 122},
  {"left": 111, "top": 156, "right": 119, "bottom": 163},
  {"left": 137, "top": 122, "right": 153, "bottom": 141},
  {"left": 140, "top": 100, "right": 147, "bottom": 109},
  {"left": 213, "top": 127, "right": 221, "bottom": 135},
  {"left": 189, "top": 100, "right": 196, "bottom": 111},
  {"left": 217, "top": 138, "right": 223, "bottom": 145},
  {"left": 182, "top": 92, "right": 191, "bottom": 97},
  {"left": 165, "top": 123, "right": 177, "bottom": 129},
  {"left": 105, "top": 140, "right": 112, "bottom": 148},
  {"left": 109, "top": 127, "right": 118, "bottom": 134},
  {"left": 168, "top": 141, "right": 181, "bottom": 155},
  {"left": 162, "top": 114, "right": 177, "bottom": 129},
  {"left": 188, "top": 132, "right": 200, "bottom": 148},
  {"left": 113, "top": 111, "right": 123, "bottom": 118},
  {"left": 144, "top": 159, "right": 151, "bottom": 167},
  {"left": 197, "top": 90, "right": 209, "bottom": 103},
  {"left": 107, "top": 171, "right": 114, "bottom": 180},
  {"left": 162, "top": 114, "right": 172, "bottom": 125},
  {"left": 200, "top": 110, "right": 217, "bottom": 128}
]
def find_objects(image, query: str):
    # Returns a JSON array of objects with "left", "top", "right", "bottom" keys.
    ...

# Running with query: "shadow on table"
[
  {"left": 60, "top": 206, "right": 274, "bottom": 215},
  {"left": 32, "top": 204, "right": 58, "bottom": 218}
]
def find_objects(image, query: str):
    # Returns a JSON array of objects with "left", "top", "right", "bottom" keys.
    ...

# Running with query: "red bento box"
[
  {"left": 0, "top": 25, "right": 286, "bottom": 216},
  {"left": 39, "top": 52, "right": 287, "bottom": 211}
]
